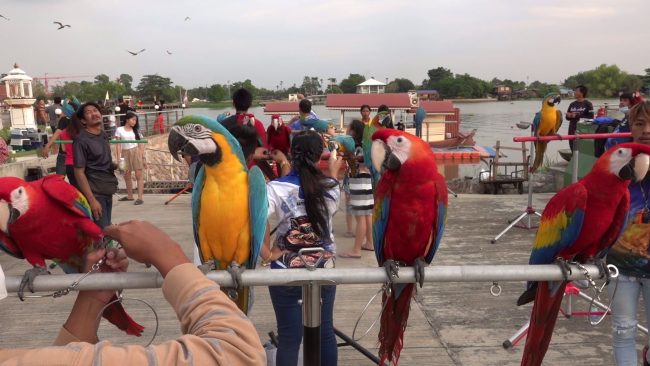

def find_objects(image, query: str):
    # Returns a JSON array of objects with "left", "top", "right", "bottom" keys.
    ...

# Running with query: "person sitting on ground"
[
  {"left": 0, "top": 220, "right": 266, "bottom": 365},
  {"left": 220, "top": 88, "right": 267, "bottom": 147}
]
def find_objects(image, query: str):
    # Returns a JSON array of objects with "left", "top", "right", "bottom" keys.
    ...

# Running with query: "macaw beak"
[
  {"left": 618, "top": 153, "right": 650, "bottom": 182},
  {"left": 553, "top": 95, "right": 561, "bottom": 105},
  {"left": 168, "top": 126, "right": 217, "bottom": 160},
  {"left": 0, "top": 201, "right": 20, "bottom": 233},
  {"left": 371, "top": 140, "right": 401, "bottom": 172}
]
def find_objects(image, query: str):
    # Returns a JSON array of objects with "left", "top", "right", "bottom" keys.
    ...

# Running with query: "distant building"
[
  {"left": 558, "top": 86, "right": 575, "bottom": 98},
  {"left": 415, "top": 89, "right": 440, "bottom": 101},
  {"left": 356, "top": 78, "right": 386, "bottom": 94},
  {"left": 494, "top": 85, "right": 512, "bottom": 101}
]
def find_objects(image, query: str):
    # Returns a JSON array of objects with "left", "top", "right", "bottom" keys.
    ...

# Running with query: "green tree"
[
  {"left": 426, "top": 67, "right": 453, "bottom": 86},
  {"left": 300, "top": 76, "right": 321, "bottom": 96},
  {"left": 32, "top": 80, "right": 48, "bottom": 100},
  {"left": 621, "top": 74, "right": 643, "bottom": 93},
  {"left": 386, "top": 78, "right": 415, "bottom": 93},
  {"left": 339, "top": 73, "right": 366, "bottom": 93},
  {"left": 118, "top": 73, "right": 134, "bottom": 92},
  {"left": 563, "top": 64, "right": 637, "bottom": 97},
  {"left": 643, "top": 68, "right": 650, "bottom": 86},
  {"left": 207, "top": 84, "right": 228, "bottom": 102},
  {"left": 94, "top": 74, "right": 110, "bottom": 84},
  {"left": 230, "top": 80, "right": 258, "bottom": 98},
  {"left": 135, "top": 74, "right": 174, "bottom": 102},
  {"left": 327, "top": 85, "right": 343, "bottom": 94}
]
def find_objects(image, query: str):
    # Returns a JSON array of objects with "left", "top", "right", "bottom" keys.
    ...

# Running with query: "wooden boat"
[{"left": 428, "top": 129, "right": 477, "bottom": 148}]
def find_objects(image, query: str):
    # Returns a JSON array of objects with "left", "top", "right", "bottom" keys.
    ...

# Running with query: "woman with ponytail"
[{"left": 260, "top": 130, "right": 344, "bottom": 366}]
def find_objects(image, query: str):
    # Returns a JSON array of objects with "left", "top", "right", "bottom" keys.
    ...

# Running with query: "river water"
[{"left": 187, "top": 98, "right": 620, "bottom": 178}]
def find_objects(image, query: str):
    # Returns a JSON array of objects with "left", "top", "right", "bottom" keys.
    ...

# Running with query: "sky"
[{"left": 0, "top": 0, "right": 648, "bottom": 90}]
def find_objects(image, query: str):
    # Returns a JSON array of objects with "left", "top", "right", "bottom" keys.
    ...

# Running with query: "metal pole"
[
  {"left": 302, "top": 282, "right": 321, "bottom": 366},
  {"left": 514, "top": 132, "right": 630, "bottom": 142},
  {"left": 4, "top": 264, "right": 606, "bottom": 292},
  {"left": 572, "top": 138, "right": 580, "bottom": 183}
]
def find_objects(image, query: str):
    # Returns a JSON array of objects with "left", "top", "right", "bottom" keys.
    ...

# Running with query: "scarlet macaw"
[
  {"left": 370, "top": 129, "right": 448, "bottom": 365},
  {"left": 0, "top": 175, "right": 144, "bottom": 335},
  {"left": 168, "top": 115, "right": 267, "bottom": 314},
  {"left": 517, "top": 142, "right": 650, "bottom": 366},
  {"left": 531, "top": 93, "right": 563, "bottom": 172}
]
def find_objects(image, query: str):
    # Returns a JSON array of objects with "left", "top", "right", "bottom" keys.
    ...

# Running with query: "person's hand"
[
  {"left": 289, "top": 115, "right": 299, "bottom": 123},
  {"left": 89, "top": 198, "right": 102, "bottom": 220},
  {"left": 253, "top": 147, "right": 270, "bottom": 161},
  {"left": 41, "top": 146, "right": 50, "bottom": 158},
  {"left": 104, "top": 220, "right": 189, "bottom": 277},
  {"left": 269, "top": 245, "right": 287, "bottom": 261},
  {"left": 270, "top": 149, "right": 287, "bottom": 164},
  {"left": 327, "top": 148, "right": 344, "bottom": 178},
  {"left": 82, "top": 247, "right": 128, "bottom": 303}
]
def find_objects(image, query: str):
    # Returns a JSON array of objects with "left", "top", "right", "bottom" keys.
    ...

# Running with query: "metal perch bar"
[
  {"left": 55, "top": 140, "right": 148, "bottom": 144},
  {"left": 4, "top": 264, "right": 605, "bottom": 292}
]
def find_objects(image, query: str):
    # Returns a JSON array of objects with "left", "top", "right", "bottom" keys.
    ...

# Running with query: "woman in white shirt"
[
  {"left": 114, "top": 111, "right": 146, "bottom": 205},
  {"left": 260, "top": 131, "right": 344, "bottom": 366}
]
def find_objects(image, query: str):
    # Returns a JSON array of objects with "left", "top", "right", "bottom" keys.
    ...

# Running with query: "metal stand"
[
  {"left": 164, "top": 183, "right": 192, "bottom": 205},
  {"left": 302, "top": 281, "right": 322, "bottom": 366},
  {"left": 503, "top": 283, "right": 649, "bottom": 349},
  {"left": 491, "top": 129, "right": 542, "bottom": 244},
  {"left": 335, "top": 328, "right": 383, "bottom": 365},
  {"left": 448, "top": 187, "right": 458, "bottom": 198}
]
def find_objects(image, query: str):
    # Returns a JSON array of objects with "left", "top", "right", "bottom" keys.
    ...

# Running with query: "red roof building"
[
  {"left": 326, "top": 93, "right": 413, "bottom": 111},
  {"left": 263, "top": 101, "right": 300, "bottom": 115}
]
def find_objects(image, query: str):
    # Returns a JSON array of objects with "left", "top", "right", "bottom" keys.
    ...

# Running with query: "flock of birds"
[{"left": 0, "top": 14, "right": 191, "bottom": 57}]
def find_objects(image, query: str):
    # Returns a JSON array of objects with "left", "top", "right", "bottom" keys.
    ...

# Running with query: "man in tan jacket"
[{"left": 0, "top": 220, "right": 266, "bottom": 365}]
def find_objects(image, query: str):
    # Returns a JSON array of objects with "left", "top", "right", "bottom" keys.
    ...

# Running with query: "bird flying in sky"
[
  {"left": 53, "top": 21, "right": 70, "bottom": 29},
  {"left": 127, "top": 48, "right": 146, "bottom": 56},
  {"left": 184, "top": 16, "right": 191, "bottom": 21},
  {"left": 0, "top": 14, "right": 10, "bottom": 21},
  {"left": 166, "top": 50, "right": 173, "bottom": 55}
]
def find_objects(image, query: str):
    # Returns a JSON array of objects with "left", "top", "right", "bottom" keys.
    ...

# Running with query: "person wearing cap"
[{"left": 47, "top": 97, "right": 64, "bottom": 132}]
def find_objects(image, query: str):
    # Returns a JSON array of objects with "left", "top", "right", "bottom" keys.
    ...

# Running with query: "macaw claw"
[
  {"left": 226, "top": 262, "right": 244, "bottom": 300},
  {"left": 383, "top": 259, "right": 399, "bottom": 285},
  {"left": 594, "top": 258, "right": 611, "bottom": 283},
  {"left": 18, "top": 266, "right": 50, "bottom": 301},
  {"left": 555, "top": 257, "right": 572, "bottom": 281},
  {"left": 414, "top": 257, "right": 428, "bottom": 288}
]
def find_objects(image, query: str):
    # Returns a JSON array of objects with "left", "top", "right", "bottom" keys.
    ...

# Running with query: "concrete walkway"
[{"left": 0, "top": 192, "right": 644, "bottom": 365}]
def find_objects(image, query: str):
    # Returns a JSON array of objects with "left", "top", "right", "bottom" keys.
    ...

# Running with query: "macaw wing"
[
  {"left": 529, "top": 183, "right": 587, "bottom": 266},
  {"left": 0, "top": 231, "right": 24, "bottom": 259},
  {"left": 414, "top": 107, "right": 426, "bottom": 126},
  {"left": 191, "top": 164, "right": 206, "bottom": 262},
  {"left": 41, "top": 175, "right": 92, "bottom": 219},
  {"left": 554, "top": 110, "right": 563, "bottom": 133},
  {"left": 247, "top": 165, "right": 268, "bottom": 269},
  {"left": 532, "top": 111, "right": 541, "bottom": 134},
  {"left": 425, "top": 175, "right": 448, "bottom": 264},
  {"left": 333, "top": 135, "right": 356, "bottom": 153},
  {"left": 373, "top": 193, "right": 390, "bottom": 265}
]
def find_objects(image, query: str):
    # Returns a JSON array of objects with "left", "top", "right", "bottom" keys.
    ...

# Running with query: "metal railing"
[{"left": 103, "top": 109, "right": 186, "bottom": 137}]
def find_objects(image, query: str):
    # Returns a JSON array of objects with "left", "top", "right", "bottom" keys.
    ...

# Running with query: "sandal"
[
  {"left": 134, "top": 199, "right": 144, "bottom": 205},
  {"left": 338, "top": 253, "right": 362, "bottom": 259},
  {"left": 118, "top": 197, "right": 134, "bottom": 201}
]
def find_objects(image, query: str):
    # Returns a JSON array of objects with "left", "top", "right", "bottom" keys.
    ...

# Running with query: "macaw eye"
[
  {"left": 194, "top": 125, "right": 202, "bottom": 132},
  {"left": 397, "top": 137, "right": 403, "bottom": 144},
  {"left": 18, "top": 188, "right": 23, "bottom": 194}
]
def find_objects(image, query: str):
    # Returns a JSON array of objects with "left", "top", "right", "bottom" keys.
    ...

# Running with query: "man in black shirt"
[
  {"left": 73, "top": 102, "right": 118, "bottom": 228},
  {"left": 566, "top": 85, "right": 594, "bottom": 151}
]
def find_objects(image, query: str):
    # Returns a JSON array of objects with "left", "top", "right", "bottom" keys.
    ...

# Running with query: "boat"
[{"left": 428, "top": 129, "right": 476, "bottom": 148}]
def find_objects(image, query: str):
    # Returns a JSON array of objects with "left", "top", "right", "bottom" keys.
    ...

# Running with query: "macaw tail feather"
[
  {"left": 102, "top": 294, "right": 145, "bottom": 336},
  {"left": 531, "top": 141, "right": 547, "bottom": 173},
  {"left": 520, "top": 281, "right": 566, "bottom": 366},
  {"left": 379, "top": 283, "right": 414, "bottom": 366}
]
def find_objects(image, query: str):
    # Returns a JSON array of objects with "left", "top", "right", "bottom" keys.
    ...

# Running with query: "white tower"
[{"left": 1, "top": 63, "right": 36, "bottom": 129}]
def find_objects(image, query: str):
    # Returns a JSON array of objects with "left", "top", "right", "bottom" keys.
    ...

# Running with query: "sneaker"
[{"left": 134, "top": 199, "right": 144, "bottom": 205}]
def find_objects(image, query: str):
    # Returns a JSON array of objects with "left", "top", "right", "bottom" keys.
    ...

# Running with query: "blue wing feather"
[
  {"left": 373, "top": 195, "right": 390, "bottom": 264},
  {"left": 247, "top": 165, "right": 268, "bottom": 269},
  {"left": 532, "top": 111, "right": 541, "bottom": 133},
  {"left": 191, "top": 164, "right": 206, "bottom": 262},
  {"left": 425, "top": 201, "right": 447, "bottom": 263}
]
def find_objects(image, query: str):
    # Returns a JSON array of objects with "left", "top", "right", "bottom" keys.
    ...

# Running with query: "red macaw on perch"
[
  {"left": 0, "top": 175, "right": 144, "bottom": 336},
  {"left": 517, "top": 142, "right": 650, "bottom": 366},
  {"left": 370, "top": 129, "right": 448, "bottom": 365}
]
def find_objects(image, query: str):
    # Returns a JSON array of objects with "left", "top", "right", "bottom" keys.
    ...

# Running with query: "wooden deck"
[{"left": 0, "top": 193, "right": 645, "bottom": 365}]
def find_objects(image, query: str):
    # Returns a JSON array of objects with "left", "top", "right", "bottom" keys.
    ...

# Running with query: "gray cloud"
[{"left": 0, "top": 0, "right": 647, "bottom": 89}]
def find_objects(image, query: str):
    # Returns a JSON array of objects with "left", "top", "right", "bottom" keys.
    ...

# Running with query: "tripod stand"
[
  {"left": 491, "top": 127, "right": 542, "bottom": 244},
  {"left": 502, "top": 282, "right": 649, "bottom": 349}
]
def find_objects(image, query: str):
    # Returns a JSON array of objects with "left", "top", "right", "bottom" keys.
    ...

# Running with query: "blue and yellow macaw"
[
  {"left": 531, "top": 93, "right": 562, "bottom": 172},
  {"left": 168, "top": 115, "right": 267, "bottom": 314},
  {"left": 332, "top": 134, "right": 359, "bottom": 177},
  {"left": 517, "top": 143, "right": 650, "bottom": 365}
]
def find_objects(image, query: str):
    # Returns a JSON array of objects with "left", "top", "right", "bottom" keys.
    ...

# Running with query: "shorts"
[
  {"left": 122, "top": 148, "right": 144, "bottom": 171},
  {"left": 349, "top": 173, "right": 373, "bottom": 216}
]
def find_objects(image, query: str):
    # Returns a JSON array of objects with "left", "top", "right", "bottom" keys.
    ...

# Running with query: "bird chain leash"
[{"left": 570, "top": 261, "right": 619, "bottom": 326}]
